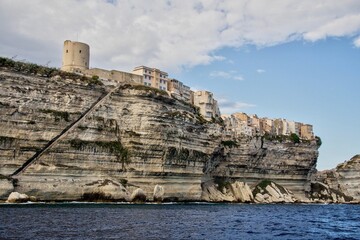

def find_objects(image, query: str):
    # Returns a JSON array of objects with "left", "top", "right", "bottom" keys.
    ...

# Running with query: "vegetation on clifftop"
[
  {"left": 315, "top": 136, "right": 322, "bottom": 146},
  {"left": 262, "top": 132, "right": 311, "bottom": 144},
  {"left": 0, "top": 56, "right": 103, "bottom": 85},
  {"left": 119, "top": 84, "right": 168, "bottom": 96}
]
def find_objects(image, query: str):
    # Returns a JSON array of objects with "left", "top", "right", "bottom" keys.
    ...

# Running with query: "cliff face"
[
  {"left": 209, "top": 138, "right": 318, "bottom": 199},
  {"left": 0, "top": 68, "right": 319, "bottom": 201},
  {"left": 315, "top": 155, "right": 360, "bottom": 201}
]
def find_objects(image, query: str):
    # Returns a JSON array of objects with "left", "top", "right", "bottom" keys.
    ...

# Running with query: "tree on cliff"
[{"left": 290, "top": 133, "right": 300, "bottom": 143}]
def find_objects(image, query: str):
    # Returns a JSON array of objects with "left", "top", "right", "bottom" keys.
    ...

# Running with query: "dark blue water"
[{"left": 1, "top": 203, "right": 359, "bottom": 240}]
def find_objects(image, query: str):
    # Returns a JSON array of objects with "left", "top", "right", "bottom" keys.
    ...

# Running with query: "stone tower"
[{"left": 61, "top": 40, "right": 90, "bottom": 72}]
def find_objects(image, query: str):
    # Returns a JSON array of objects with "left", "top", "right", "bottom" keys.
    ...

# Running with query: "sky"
[{"left": 0, "top": 0, "right": 359, "bottom": 170}]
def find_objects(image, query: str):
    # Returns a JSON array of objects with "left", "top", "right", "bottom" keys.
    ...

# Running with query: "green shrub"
[
  {"left": 0, "top": 56, "right": 103, "bottom": 85},
  {"left": 221, "top": 140, "right": 238, "bottom": 148},
  {"left": 119, "top": 179, "right": 128, "bottom": 186},
  {"left": 290, "top": 133, "right": 300, "bottom": 143},
  {"left": 315, "top": 136, "right": 322, "bottom": 146},
  {"left": 130, "top": 84, "right": 168, "bottom": 96}
]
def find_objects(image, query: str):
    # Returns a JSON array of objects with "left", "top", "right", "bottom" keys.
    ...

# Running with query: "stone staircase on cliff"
[{"left": 11, "top": 85, "right": 119, "bottom": 177}]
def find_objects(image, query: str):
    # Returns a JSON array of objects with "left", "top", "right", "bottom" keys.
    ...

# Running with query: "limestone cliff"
[
  {"left": 0, "top": 64, "right": 320, "bottom": 202},
  {"left": 315, "top": 155, "right": 360, "bottom": 201},
  {"left": 206, "top": 137, "right": 318, "bottom": 200}
]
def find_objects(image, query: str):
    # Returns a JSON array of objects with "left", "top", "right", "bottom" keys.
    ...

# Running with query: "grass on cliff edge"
[{"left": 0, "top": 57, "right": 103, "bottom": 86}]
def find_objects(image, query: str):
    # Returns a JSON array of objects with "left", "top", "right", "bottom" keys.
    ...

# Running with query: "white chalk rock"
[
  {"left": 153, "top": 185, "right": 165, "bottom": 202},
  {"left": 6, "top": 192, "right": 29, "bottom": 203}
]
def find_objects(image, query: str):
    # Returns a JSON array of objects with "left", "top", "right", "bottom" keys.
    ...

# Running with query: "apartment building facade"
[
  {"left": 193, "top": 90, "right": 220, "bottom": 120},
  {"left": 132, "top": 66, "right": 168, "bottom": 91},
  {"left": 223, "top": 113, "right": 315, "bottom": 140},
  {"left": 167, "top": 78, "right": 193, "bottom": 103}
]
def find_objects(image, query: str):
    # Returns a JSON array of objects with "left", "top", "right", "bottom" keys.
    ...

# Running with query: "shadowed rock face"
[
  {"left": 316, "top": 155, "right": 360, "bottom": 201},
  {"left": 0, "top": 69, "right": 319, "bottom": 202},
  {"left": 209, "top": 138, "right": 319, "bottom": 199}
]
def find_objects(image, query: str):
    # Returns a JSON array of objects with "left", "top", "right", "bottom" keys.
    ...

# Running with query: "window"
[
  {"left": 66, "top": 50, "right": 68, "bottom": 53},
  {"left": 79, "top": 50, "right": 82, "bottom": 53}
]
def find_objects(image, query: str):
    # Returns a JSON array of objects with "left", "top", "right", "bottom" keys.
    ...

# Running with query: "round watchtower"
[{"left": 61, "top": 40, "right": 90, "bottom": 72}]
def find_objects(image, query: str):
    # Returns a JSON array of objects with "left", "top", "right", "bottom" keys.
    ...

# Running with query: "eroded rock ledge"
[{"left": 314, "top": 155, "right": 360, "bottom": 203}]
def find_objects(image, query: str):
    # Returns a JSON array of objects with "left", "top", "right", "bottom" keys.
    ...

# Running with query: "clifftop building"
[
  {"left": 61, "top": 40, "right": 90, "bottom": 72},
  {"left": 222, "top": 112, "right": 315, "bottom": 140},
  {"left": 132, "top": 66, "right": 168, "bottom": 91},
  {"left": 167, "top": 78, "right": 192, "bottom": 103},
  {"left": 193, "top": 90, "right": 220, "bottom": 120},
  {"left": 60, "top": 40, "right": 221, "bottom": 120}
]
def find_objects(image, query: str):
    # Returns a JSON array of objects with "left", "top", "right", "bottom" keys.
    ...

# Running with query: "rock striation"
[
  {"left": 315, "top": 155, "right": 360, "bottom": 202},
  {"left": 252, "top": 180, "right": 297, "bottom": 203},
  {"left": 0, "top": 65, "right": 321, "bottom": 202},
  {"left": 201, "top": 180, "right": 254, "bottom": 202}
]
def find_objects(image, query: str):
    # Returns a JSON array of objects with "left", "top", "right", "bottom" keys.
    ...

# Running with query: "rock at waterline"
[
  {"left": 153, "top": 185, "right": 165, "bottom": 202},
  {"left": 6, "top": 192, "right": 30, "bottom": 203},
  {"left": 253, "top": 180, "right": 297, "bottom": 203},
  {"left": 131, "top": 188, "right": 147, "bottom": 202}
]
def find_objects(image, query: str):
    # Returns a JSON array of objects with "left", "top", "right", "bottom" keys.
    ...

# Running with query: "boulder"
[
  {"left": 131, "top": 188, "right": 147, "bottom": 202},
  {"left": 153, "top": 185, "right": 165, "bottom": 202},
  {"left": 230, "top": 181, "right": 254, "bottom": 202},
  {"left": 309, "top": 181, "right": 352, "bottom": 203},
  {"left": 255, "top": 193, "right": 265, "bottom": 203},
  {"left": 201, "top": 181, "right": 235, "bottom": 202},
  {"left": 81, "top": 179, "right": 130, "bottom": 201},
  {"left": 253, "top": 180, "right": 297, "bottom": 203},
  {"left": 97, "top": 179, "right": 130, "bottom": 201},
  {"left": 29, "top": 196, "right": 37, "bottom": 202},
  {"left": 6, "top": 192, "right": 30, "bottom": 203}
]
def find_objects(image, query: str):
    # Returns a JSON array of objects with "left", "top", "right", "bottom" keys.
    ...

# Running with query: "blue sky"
[
  {"left": 0, "top": 0, "right": 359, "bottom": 170},
  {"left": 172, "top": 38, "right": 360, "bottom": 170}
]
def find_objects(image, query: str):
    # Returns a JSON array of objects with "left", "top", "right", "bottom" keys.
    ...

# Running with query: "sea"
[{"left": 0, "top": 203, "right": 359, "bottom": 240}]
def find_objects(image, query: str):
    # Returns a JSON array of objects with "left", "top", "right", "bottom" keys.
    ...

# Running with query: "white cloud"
[
  {"left": 210, "top": 70, "right": 244, "bottom": 81},
  {"left": 256, "top": 69, "right": 265, "bottom": 74},
  {"left": 218, "top": 98, "right": 255, "bottom": 114},
  {"left": 303, "top": 14, "right": 360, "bottom": 41},
  {"left": 354, "top": 36, "right": 360, "bottom": 47},
  {"left": 1, "top": 0, "right": 360, "bottom": 71}
]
